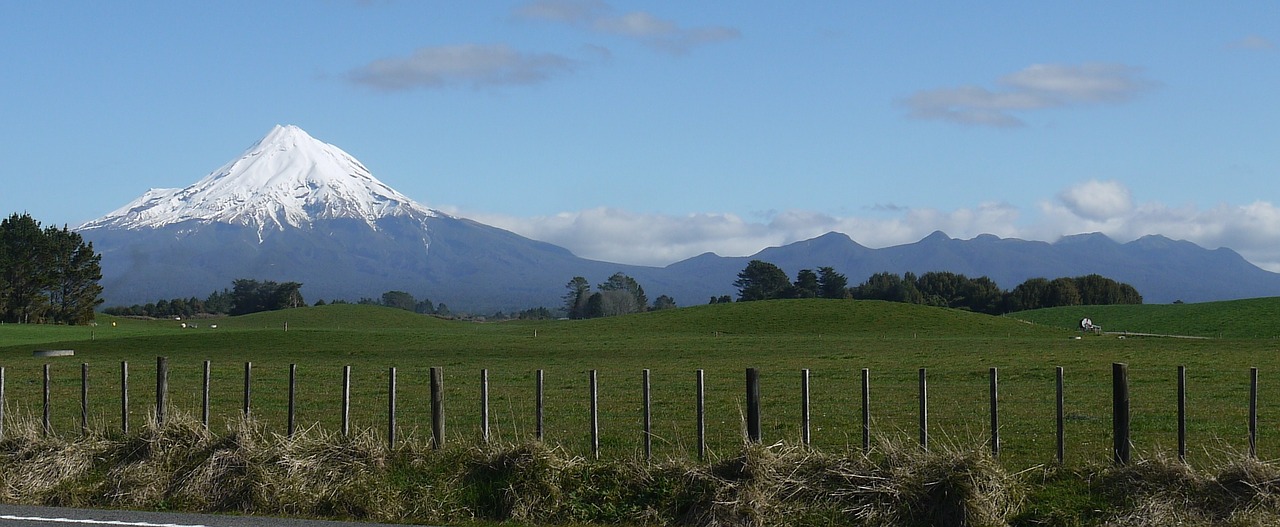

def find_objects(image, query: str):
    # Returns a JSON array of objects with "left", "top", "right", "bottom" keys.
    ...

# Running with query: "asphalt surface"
[{"left": 0, "top": 505, "right": 431, "bottom": 527}]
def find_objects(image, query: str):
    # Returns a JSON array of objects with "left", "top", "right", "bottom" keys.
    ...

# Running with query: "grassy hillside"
[
  {"left": 3, "top": 299, "right": 1280, "bottom": 473},
  {"left": 1010, "top": 297, "right": 1280, "bottom": 339}
]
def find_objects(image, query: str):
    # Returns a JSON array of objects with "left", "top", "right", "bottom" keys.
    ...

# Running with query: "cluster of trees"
[
  {"left": 0, "top": 213, "right": 103, "bottom": 324},
  {"left": 103, "top": 279, "right": 303, "bottom": 318},
  {"left": 849, "top": 271, "right": 1141, "bottom": 313},
  {"left": 227, "top": 279, "right": 305, "bottom": 315},
  {"left": 1005, "top": 275, "right": 1143, "bottom": 311},
  {"left": 732, "top": 261, "right": 850, "bottom": 301},
  {"left": 731, "top": 259, "right": 1142, "bottom": 315},
  {"left": 847, "top": 271, "right": 1141, "bottom": 314},
  {"left": 564, "top": 272, "right": 674, "bottom": 319},
  {"left": 354, "top": 290, "right": 446, "bottom": 315},
  {"left": 102, "top": 292, "right": 232, "bottom": 318},
  {"left": 849, "top": 272, "right": 1005, "bottom": 313}
]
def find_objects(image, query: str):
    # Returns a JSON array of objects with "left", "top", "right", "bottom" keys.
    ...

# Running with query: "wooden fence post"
[
  {"left": 990, "top": 367, "right": 999, "bottom": 457},
  {"left": 480, "top": 369, "right": 489, "bottom": 444},
  {"left": 535, "top": 369, "right": 544, "bottom": 442},
  {"left": 861, "top": 368, "right": 870, "bottom": 452},
  {"left": 746, "top": 368, "right": 761, "bottom": 443},
  {"left": 1178, "top": 365, "right": 1186, "bottom": 462},
  {"left": 287, "top": 364, "right": 297, "bottom": 438},
  {"left": 919, "top": 368, "right": 928, "bottom": 451},
  {"left": 801, "top": 369, "right": 811, "bottom": 445},
  {"left": 388, "top": 366, "right": 397, "bottom": 449},
  {"left": 201, "top": 360, "right": 210, "bottom": 430},
  {"left": 1056, "top": 366, "right": 1065, "bottom": 464},
  {"left": 642, "top": 369, "right": 652, "bottom": 461},
  {"left": 81, "top": 363, "right": 88, "bottom": 434},
  {"left": 589, "top": 369, "right": 599, "bottom": 459},
  {"left": 1113, "top": 362, "right": 1131, "bottom": 465},
  {"left": 1250, "top": 367, "right": 1259, "bottom": 459},
  {"left": 121, "top": 361, "right": 130, "bottom": 434},
  {"left": 696, "top": 369, "right": 706, "bottom": 461},
  {"left": 342, "top": 365, "right": 351, "bottom": 437},
  {"left": 156, "top": 357, "right": 168, "bottom": 427},
  {"left": 43, "top": 364, "right": 50, "bottom": 437},
  {"left": 431, "top": 366, "right": 445, "bottom": 450},
  {"left": 243, "top": 362, "right": 252, "bottom": 417}
]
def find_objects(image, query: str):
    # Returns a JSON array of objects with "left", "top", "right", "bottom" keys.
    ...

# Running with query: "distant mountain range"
[{"left": 78, "top": 125, "right": 1280, "bottom": 313}]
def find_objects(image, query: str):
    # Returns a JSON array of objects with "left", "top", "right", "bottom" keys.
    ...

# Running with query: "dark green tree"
[
  {"left": 0, "top": 213, "right": 52, "bottom": 323},
  {"left": 564, "top": 276, "right": 590, "bottom": 319},
  {"left": 44, "top": 225, "right": 103, "bottom": 324},
  {"left": 851, "top": 272, "right": 923, "bottom": 303},
  {"left": 381, "top": 290, "right": 417, "bottom": 311},
  {"left": 1046, "top": 277, "right": 1082, "bottom": 307},
  {"left": 1007, "top": 277, "right": 1051, "bottom": 311},
  {"left": 229, "top": 279, "right": 305, "bottom": 315},
  {"left": 916, "top": 271, "right": 966, "bottom": 308},
  {"left": 414, "top": 298, "right": 436, "bottom": 314},
  {"left": 651, "top": 295, "right": 677, "bottom": 310},
  {"left": 793, "top": 269, "right": 819, "bottom": 298},
  {"left": 817, "top": 267, "right": 849, "bottom": 299},
  {"left": 962, "top": 276, "right": 1005, "bottom": 315},
  {"left": 583, "top": 292, "right": 604, "bottom": 319},
  {"left": 598, "top": 272, "right": 647, "bottom": 315},
  {"left": 734, "top": 260, "right": 791, "bottom": 301}
]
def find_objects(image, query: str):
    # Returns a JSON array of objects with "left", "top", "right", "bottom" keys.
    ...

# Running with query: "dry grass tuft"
[
  {"left": 463, "top": 440, "right": 575, "bottom": 522},
  {"left": 852, "top": 439, "right": 1021, "bottom": 527},
  {"left": 13, "top": 416, "right": 1280, "bottom": 527},
  {"left": 104, "top": 412, "right": 216, "bottom": 508},
  {"left": 1092, "top": 454, "right": 1280, "bottom": 527},
  {"left": 0, "top": 417, "right": 112, "bottom": 506}
]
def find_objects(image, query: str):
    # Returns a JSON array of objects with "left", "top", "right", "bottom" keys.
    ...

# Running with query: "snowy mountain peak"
[{"left": 80, "top": 125, "right": 438, "bottom": 234}]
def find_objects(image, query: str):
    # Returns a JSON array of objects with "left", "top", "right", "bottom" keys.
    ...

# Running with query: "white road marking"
[{"left": 0, "top": 515, "right": 208, "bottom": 527}]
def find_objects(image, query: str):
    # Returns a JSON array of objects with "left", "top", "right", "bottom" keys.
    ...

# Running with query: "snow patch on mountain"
[{"left": 80, "top": 125, "right": 439, "bottom": 236}]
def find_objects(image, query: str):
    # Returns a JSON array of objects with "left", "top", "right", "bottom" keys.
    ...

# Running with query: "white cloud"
[
  {"left": 515, "top": 0, "right": 739, "bottom": 55},
  {"left": 901, "top": 63, "right": 1153, "bottom": 127},
  {"left": 1229, "top": 34, "right": 1275, "bottom": 51},
  {"left": 514, "top": 0, "right": 609, "bottom": 25},
  {"left": 348, "top": 44, "right": 577, "bottom": 91},
  {"left": 1056, "top": 179, "right": 1133, "bottom": 221},
  {"left": 441, "top": 181, "right": 1280, "bottom": 273}
]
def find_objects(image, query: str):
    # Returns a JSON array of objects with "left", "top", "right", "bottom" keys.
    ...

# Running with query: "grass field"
[{"left": 3, "top": 299, "right": 1279, "bottom": 471}]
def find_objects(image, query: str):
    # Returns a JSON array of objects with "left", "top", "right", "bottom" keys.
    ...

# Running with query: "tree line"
[
  {"left": 731, "top": 259, "right": 1141, "bottom": 314},
  {"left": 0, "top": 213, "right": 103, "bottom": 324},
  {"left": 103, "top": 279, "right": 303, "bottom": 318},
  {"left": 564, "top": 272, "right": 676, "bottom": 319}
]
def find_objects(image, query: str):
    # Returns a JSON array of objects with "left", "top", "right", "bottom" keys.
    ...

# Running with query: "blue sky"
[{"left": 3, "top": 1, "right": 1278, "bottom": 269}]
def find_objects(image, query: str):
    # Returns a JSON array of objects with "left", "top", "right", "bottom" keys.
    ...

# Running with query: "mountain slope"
[
  {"left": 78, "top": 125, "right": 661, "bottom": 311},
  {"left": 78, "top": 126, "right": 1280, "bottom": 312}
]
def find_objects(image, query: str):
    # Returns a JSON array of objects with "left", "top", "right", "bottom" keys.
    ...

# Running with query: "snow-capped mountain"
[
  {"left": 79, "top": 125, "right": 662, "bottom": 311},
  {"left": 80, "top": 125, "right": 438, "bottom": 237},
  {"left": 78, "top": 125, "right": 1280, "bottom": 312}
]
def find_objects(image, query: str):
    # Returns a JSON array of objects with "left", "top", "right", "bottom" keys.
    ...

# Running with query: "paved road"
[{"left": 0, "top": 505, "right": 430, "bottom": 527}]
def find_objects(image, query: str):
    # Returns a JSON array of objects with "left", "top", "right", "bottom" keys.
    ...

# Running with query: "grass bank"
[
  {"left": 5, "top": 301, "right": 1280, "bottom": 469},
  {"left": 4, "top": 411, "right": 1280, "bottom": 527}
]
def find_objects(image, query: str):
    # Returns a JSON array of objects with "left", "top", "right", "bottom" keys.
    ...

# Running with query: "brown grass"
[{"left": 6, "top": 412, "right": 1280, "bottom": 526}]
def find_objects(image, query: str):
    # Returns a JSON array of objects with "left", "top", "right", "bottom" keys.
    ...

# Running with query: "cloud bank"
[
  {"left": 447, "top": 180, "right": 1280, "bottom": 273},
  {"left": 1229, "top": 34, "right": 1275, "bottom": 51},
  {"left": 514, "top": 0, "right": 740, "bottom": 55},
  {"left": 901, "top": 63, "right": 1154, "bottom": 126},
  {"left": 348, "top": 44, "right": 577, "bottom": 91}
]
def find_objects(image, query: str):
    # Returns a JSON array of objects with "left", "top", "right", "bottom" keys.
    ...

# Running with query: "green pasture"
[{"left": 2, "top": 299, "right": 1279, "bottom": 470}]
